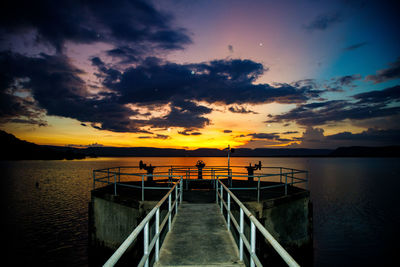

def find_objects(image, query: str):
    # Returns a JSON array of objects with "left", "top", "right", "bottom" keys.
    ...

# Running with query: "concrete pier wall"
[{"left": 89, "top": 194, "right": 158, "bottom": 250}]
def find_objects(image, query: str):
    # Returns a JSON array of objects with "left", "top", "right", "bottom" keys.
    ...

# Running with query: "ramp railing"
[
  {"left": 216, "top": 179, "right": 300, "bottom": 267},
  {"left": 103, "top": 178, "right": 183, "bottom": 267}
]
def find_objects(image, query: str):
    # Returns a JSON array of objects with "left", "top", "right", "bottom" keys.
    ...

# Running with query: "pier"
[
  {"left": 156, "top": 203, "right": 244, "bottom": 266},
  {"left": 89, "top": 163, "right": 311, "bottom": 266}
]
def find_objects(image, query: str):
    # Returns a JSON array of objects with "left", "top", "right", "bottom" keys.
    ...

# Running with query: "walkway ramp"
[{"left": 155, "top": 203, "right": 245, "bottom": 267}]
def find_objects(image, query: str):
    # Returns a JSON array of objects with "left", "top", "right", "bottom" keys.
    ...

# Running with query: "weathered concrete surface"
[{"left": 155, "top": 203, "right": 245, "bottom": 267}]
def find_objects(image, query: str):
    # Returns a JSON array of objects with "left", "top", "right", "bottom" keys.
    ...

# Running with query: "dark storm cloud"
[
  {"left": 335, "top": 74, "right": 362, "bottom": 86},
  {"left": 326, "top": 128, "right": 400, "bottom": 144},
  {"left": 281, "top": 131, "right": 299, "bottom": 134},
  {"left": 353, "top": 85, "right": 400, "bottom": 104},
  {"left": 325, "top": 74, "right": 362, "bottom": 92},
  {"left": 143, "top": 100, "right": 212, "bottom": 129},
  {"left": 178, "top": 130, "right": 202, "bottom": 136},
  {"left": 106, "top": 46, "right": 140, "bottom": 64},
  {"left": 266, "top": 86, "right": 400, "bottom": 126},
  {"left": 0, "top": 51, "right": 148, "bottom": 133},
  {"left": 247, "top": 133, "right": 280, "bottom": 140},
  {"left": 228, "top": 106, "right": 258, "bottom": 114},
  {"left": 366, "top": 57, "right": 400, "bottom": 84},
  {"left": 303, "top": 11, "right": 342, "bottom": 31},
  {"left": 0, "top": 0, "right": 191, "bottom": 52},
  {"left": 101, "top": 58, "right": 323, "bottom": 105},
  {"left": 246, "top": 132, "right": 294, "bottom": 143},
  {"left": 344, "top": 42, "right": 368, "bottom": 51},
  {"left": 139, "top": 134, "right": 170, "bottom": 139}
]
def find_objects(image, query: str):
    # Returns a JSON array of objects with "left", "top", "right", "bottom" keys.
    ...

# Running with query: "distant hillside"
[
  {"left": 0, "top": 131, "right": 85, "bottom": 160},
  {"left": 1, "top": 130, "right": 399, "bottom": 160},
  {"left": 83, "top": 146, "right": 333, "bottom": 157}
]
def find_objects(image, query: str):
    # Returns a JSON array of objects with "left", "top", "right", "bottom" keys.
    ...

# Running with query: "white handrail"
[
  {"left": 217, "top": 179, "right": 300, "bottom": 267},
  {"left": 103, "top": 178, "right": 183, "bottom": 267}
]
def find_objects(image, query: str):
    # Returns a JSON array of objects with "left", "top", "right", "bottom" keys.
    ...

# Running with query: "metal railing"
[
  {"left": 103, "top": 178, "right": 183, "bottom": 267},
  {"left": 93, "top": 166, "right": 308, "bottom": 202},
  {"left": 216, "top": 167, "right": 308, "bottom": 202},
  {"left": 216, "top": 179, "right": 300, "bottom": 267},
  {"left": 93, "top": 167, "right": 184, "bottom": 200}
]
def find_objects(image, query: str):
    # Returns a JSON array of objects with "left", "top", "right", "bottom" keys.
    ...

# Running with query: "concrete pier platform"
[{"left": 155, "top": 203, "right": 245, "bottom": 267}]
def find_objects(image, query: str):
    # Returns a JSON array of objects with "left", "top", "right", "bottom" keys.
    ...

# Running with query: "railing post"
[
  {"left": 239, "top": 208, "right": 244, "bottom": 261},
  {"left": 280, "top": 167, "right": 282, "bottom": 183},
  {"left": 285, "top": 173, "right": 288, "bottom": 196},
  {"left": 93, "top": 171, "right": 96, "bottom": 190},
  {"left": 180, "top": 178, "right": 183, "bottom": 203},
  {"left": 257, "top": 176, "right": 260, "bottom": 202},
  {"left": 175, "top": 183, "right": 178, "bottom": 212},
  {"left": 186, "top": 169, "right": 189, "bottom": 190},
  {"left": 250, "top": 221, "right": 256, "bottom": 267},
  {"left": 114, "top": 173, "right": 117, "bottom": 196},
  {"left": 168, "top": 194, "right": 172, "bottom": 231},
  {"left": 216, "top": 179, "right": 218, "bottom": 204},
  {"left": 292, "top": 168, "right": 294, "bottom": 184},
  {"left": 220, "top": 185, "right": 223, "bottom": 214},
  {"left": 306, "top": 171, "right": 309, "bottom": 190},
  {"left": 144, "top": 221, "right": 149, "bottom": 267},
  {"left": 142, "top": 175, "right": 145, "bottom": 201},
  {"left": 227, "top": 193, "right": 231, "bottom": 230},
  {"left": 155, "top": 208, "right": 160, "bottom": 262},
  {"left": 107, "top": 168, "right": 110, "bottom": 184},
  {"left": 118, "top": 167, "right": 121, "bottom": 182}
]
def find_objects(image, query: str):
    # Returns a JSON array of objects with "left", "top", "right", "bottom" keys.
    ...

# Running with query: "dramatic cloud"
[
  {"left": 139, "top": 134, "right": 170, "bottom": 140},
  {"left": 293, "top": 127, "right": 400, "bottom": 148},
  {"left": 101, "top": 58, "right": 323, "bottom": 106},
  {"left": 178, "top": 130, "right": 201, "bottom": 136},
  {"left": 324, "top": 74, "right": 362, "bottom": 92},
  {"left": 304, "top": 12, "right": 342, "bottom": 31},
  {"left": 344, "top": 42, "right": 368, "bottom": 51},
  {"left": 266, "top": 85, "right": 400, "bottom": 126},
  {"left": 228, "top": 106, "right": 258, "bottom": 114},
  {"left": 0, "top": 0, "right": 191, "bottom": 53},
  {"left": 366, "top": 57, "right": 400, "bottom": 84},
  {"left": 281, "top": 131, "right": 299, "bottom": 134},
  {"left": 0, "top": 51, "right": 145, "bottom": 132},
  {"left": 223, "top": 130, "right": 232, "bottom": 133},
  {"left": 143, "top": 100, "right": 212, "bottom": 129},
  {"left": 353, "top": 85, "right": 400, "bottom": 104}
]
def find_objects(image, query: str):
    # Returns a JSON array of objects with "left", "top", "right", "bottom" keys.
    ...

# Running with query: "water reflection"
[{"left": 1, "top": 157, "right": 399, "bottom": 266}]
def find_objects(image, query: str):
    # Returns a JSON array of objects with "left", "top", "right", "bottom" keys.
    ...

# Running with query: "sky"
[{"left": 0, "top": 0, "right": 399, "bottom": 149}]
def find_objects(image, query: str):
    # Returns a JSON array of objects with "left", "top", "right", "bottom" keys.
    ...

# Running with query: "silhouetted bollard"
[
  {"left": 195, "top": 160, "right": 206, "bottom": 179},
  {"left": 139, "top": 160, "right": 156, "bottom": 182},
  {"left": 245, "top": 161, "right": 262, "bottom": 182}
]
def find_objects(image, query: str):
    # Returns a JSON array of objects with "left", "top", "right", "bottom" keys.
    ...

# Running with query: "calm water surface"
[{"left": 1, "top": 157, "right": 399, "bottom": 266}]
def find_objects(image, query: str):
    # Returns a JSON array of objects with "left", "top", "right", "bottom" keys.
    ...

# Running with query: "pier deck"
[{"left": 155, "top": 203, "right": 245, "bottom": 267}]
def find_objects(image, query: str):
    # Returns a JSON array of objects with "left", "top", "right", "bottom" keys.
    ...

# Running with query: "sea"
[{"left": 1, "top": 157, "right": 399, "bottom": 266}]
